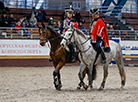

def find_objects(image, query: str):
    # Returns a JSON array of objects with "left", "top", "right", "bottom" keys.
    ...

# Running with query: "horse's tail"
[
  {"left": 114, "top": 43, "right": 126, "bottom": 86},
  {"left": 118, "top": 44, "right": 126, "bottom": 82},
  {"left": 92, "top": 65, "right": 97, "bottom": 81}
]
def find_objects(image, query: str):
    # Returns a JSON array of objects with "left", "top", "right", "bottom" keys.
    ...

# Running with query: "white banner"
[
  {"left": 0, "top": 40, "right": 50, "bottom": 56},
  {"left": 120, "top": 40, "right": 138, "bottom": 55}
]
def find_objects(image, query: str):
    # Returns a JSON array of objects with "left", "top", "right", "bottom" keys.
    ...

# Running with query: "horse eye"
[{"left": 69, "top": 33, "right": 71, "bottom": 36}]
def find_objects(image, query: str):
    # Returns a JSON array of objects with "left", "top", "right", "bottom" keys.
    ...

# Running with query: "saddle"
[{"left": 92, "top": 41, "right": 111, "bottom": 53}]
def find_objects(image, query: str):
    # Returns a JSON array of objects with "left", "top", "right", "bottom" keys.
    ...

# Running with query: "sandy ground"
[{"left": 0, "top": 65, "right": 138, "bottom": 102}]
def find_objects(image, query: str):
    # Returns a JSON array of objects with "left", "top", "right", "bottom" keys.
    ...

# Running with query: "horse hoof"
[
  {"left": 87, "top": 87, "right": 91, "bottom": 91},
  {"left": 120, "top": 86, "right": 124, "bottom": 90},
  {"left": 56, "top": 87, "right": 61, "bottom": 91},
  {"left": 83, "top": 85, "right": 88, "bottom": 90},
  {"left": 77, "top": 86, "right": 81, "bottom": 90},
  {"left": 98, "top": 87, "right": 103, "bottom": 91},
  {"left": 56, "top": 84, "right": 62, "bottom": 91}
]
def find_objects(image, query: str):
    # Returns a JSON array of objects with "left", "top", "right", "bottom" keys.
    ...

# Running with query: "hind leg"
[
  {"left": 114, "top": 58, "right": 126, "bottom": 89},
  {"left": 99, "top": 64, "right": 109, "bottom": 90}
]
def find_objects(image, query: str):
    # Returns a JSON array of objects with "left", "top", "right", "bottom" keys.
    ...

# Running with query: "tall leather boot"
[
  {"left": 68, "top": 43, "right": 76, "bottom": 63},
  {"left": 100, "top": 50, "right": 106, "bottom": 64},
  {"left": 71, "top": 47, "right": 76, "bottom": 63}
]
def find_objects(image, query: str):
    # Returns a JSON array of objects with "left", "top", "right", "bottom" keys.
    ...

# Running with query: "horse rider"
[
  {"left": 58, "top": 5, "right": 79, "bottom": 63},
  {"left": 89, "top": 8, "right": 110, "bottom": 64}
]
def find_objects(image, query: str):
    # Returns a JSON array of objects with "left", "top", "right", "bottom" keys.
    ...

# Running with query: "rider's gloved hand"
[{"left": 57, "top": 30, "right": 60, "bottom": 34}]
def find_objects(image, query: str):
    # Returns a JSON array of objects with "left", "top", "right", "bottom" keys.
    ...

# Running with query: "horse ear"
[{"left": 41, "top": 22, "right": 45, "bottom": 28}]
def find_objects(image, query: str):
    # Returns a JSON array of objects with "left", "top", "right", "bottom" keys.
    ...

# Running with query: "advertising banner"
[
  {"left": 120, "top": 40, "right": 138, "bottom": 55},
  {"left": 0, "top": 40, "right": 50, "bottom": 56}
]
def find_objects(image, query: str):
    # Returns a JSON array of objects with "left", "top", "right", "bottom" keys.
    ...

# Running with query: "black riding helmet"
[{"left": 90, "top": 8, "right": 99, "bottom": 16}]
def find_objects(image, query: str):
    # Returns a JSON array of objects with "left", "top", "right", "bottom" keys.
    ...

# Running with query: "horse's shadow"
[{"left": 32, "top": 87, "right": 127, "bottom": 93}]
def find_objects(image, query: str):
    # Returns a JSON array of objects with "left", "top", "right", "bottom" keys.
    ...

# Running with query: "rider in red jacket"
[{"left": 89, "top": 8, "right": 110, "bottom": 64}]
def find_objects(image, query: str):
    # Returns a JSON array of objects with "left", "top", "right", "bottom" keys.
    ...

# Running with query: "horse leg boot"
[
  {"left": 53, "top": 71, "right": 59, "bottom": 90},
  {"left": 53, "top": 71, "right": 62, "bottom": 90},
  {"left": 68, "top": 43, "right": 76, "bottom": 63},
  {"left": 53, "top": 61, "right": 64, "bottom": 90},
  {"left": 57, "top": 72, "right": 62, "bottom": 90}
]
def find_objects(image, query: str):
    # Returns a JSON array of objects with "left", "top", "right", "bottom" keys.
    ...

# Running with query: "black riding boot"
[
  {"left": 71, "top": 48, "right": 76, "bottom": 63},
  {"left": 91, "top": 42, "right": 106, "bottom": 64},
  {"left": 68, "top": 43, "right": 76, "bottom": 63},
  {"left": 100, "top": 50, "right": 106, "bottom": 64}
]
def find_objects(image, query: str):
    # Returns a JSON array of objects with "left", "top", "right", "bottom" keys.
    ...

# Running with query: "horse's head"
[
  {"left": 38, "top": 22, "right": 51, "bottom": 46},
  {"left": 61, "top": 25, "right": 75, "bottom": 48}
]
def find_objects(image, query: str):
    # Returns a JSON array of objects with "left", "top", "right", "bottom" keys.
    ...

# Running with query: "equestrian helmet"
[
  {"left": 90, "top": 8, "right": 99, "bottom": 16},
  {"left": 65, "top": 5, "right": 74, "bottom": 13}
]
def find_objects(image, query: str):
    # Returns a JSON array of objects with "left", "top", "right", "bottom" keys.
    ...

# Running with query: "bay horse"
[
  {"left": 61, "top": 26, "right": 126, "bottom": 91},
  {"left": 38, "top": 23, "right": 88, "bottom": 90}
]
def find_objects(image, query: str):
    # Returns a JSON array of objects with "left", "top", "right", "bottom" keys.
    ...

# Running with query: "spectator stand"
[
  {"left": 0, "top": 8, "right": 137, "bottom": 40},
  {"left": 5, "top": 8, "right": 115, "bottom": 30}
]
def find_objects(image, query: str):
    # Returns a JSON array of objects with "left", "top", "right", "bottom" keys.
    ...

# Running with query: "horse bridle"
[
  {"left": 63, "top": 29, "right": 75, "bottom": 44},
  {"left": 40, "top": 26, "right": 58, "bottom": 42},
  {"left": 40, "top": 26, "right": 48, "bottom": 42},
  {"left": 63, "top": 29, "right": 90, "bottom": 46},
  {"left": 39, "top": 25, "right": 60, "bottom": 55}
]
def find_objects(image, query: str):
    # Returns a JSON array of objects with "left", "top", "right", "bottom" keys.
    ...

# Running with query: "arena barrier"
[
  {"left": 0, "top": 39, "right": 138, "bottom": 67},
  {"left": 111, "top": 38, "right": 138, "bottom": 67},
  {"left": 0, "top": 39, "right": 79, "bottom": 67}
]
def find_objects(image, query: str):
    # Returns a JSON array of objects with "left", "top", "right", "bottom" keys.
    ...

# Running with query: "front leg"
[
  {"left": 77, "top": 63, "right": 88, "bottom": 90},
  {"left": 53, "top": 61, "right": 65, "bottom": 90},
  {"left": 87, "top": 63, "right": 94, "bottom": 91},
  {"left": 53, "top": 71, "right": 62, "bottom": 90}
]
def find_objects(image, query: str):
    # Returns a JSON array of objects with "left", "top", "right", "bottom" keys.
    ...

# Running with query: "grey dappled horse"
[{"left": 61, "top": 26, "right": 126, "bottom": 91}]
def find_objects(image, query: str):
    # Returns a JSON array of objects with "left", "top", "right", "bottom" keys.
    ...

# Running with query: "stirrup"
[
  {"left": 101, "top": 59, "right": 106, "bottom": 64},
  {"left": 72, "top": 58, "right": 76, "bottom": 63},
  {"left": 48, "top": 58, "right": 52, "bottom": 62}
]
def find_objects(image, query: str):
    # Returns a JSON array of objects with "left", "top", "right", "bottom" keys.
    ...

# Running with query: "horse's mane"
[
  {"left": 75, "top": 28, "right": 88, "bottom": 39},
  {"left": 46, "top": 26, "right": 62, "bottom": 38}
]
